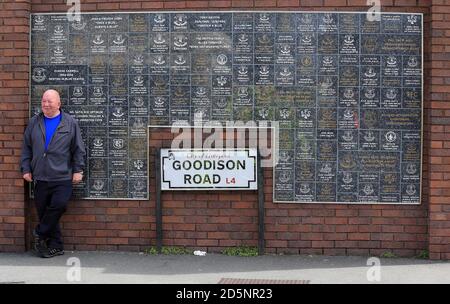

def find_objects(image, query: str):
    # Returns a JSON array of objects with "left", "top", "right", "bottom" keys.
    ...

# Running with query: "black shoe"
[
  {"left": 41, "top": 247, "right": 65, "bottom": 258},
  {"left": 32, "top": 230, "right": 47, "bottom": 255}
]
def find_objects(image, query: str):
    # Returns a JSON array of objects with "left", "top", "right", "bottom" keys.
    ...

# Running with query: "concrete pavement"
[{"left": 0, "top": 251, "right": 448, "bottom": 284}]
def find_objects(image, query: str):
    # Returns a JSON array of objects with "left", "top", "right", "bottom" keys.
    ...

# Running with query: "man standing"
[{"left": 20, "top": 89, "right": 86, "bottom": 258}]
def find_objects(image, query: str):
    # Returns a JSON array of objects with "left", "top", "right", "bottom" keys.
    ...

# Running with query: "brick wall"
[
  {"left": 429, "top": 0, "right": 450, "bottom": 260},
  {"left": 2, "top": 0, "right": 449, "bottom": 259},
  {"left": 0, "top": 0, "right": 30, "bottom": 252}
]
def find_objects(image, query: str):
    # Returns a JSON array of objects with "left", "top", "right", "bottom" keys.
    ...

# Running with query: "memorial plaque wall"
[{"left": 30, "top": 12, "right": 423, "bottom": 203}]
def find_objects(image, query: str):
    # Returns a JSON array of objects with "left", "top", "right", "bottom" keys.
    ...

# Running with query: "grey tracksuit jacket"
[{"left": 20, "top": 111, "right": 86, "bottom": 181}]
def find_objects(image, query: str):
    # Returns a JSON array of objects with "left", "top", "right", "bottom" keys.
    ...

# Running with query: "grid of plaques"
[{"left": 30, "top": 12, "right": 422, "bottom": 203}]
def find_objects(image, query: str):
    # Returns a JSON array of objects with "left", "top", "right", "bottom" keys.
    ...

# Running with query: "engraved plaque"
[{"left": 31, "top": 12, "right": 422, "bottom": 203}]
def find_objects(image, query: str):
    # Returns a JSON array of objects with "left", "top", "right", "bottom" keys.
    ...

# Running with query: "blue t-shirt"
[{"left": 44, "top": 113, "right": 62, "bottom": 150}]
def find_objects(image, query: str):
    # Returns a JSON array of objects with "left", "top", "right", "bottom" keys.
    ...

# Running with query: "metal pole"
[
  {"left": 257, "top": 151, "right": 265, "bottom": 255},
  {"left": 155, "top": 148, "right": 162, "bottom": 254}
]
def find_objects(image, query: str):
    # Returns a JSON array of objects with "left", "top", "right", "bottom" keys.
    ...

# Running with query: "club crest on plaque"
[
  {"left": 407, "top": 15, "right": 418, "bottom": 25},
  {"left": 384, "top": 173, "right": 396, "bottom": 184},
  {"left": 321, "top": 35, "right": 334, "bottom": 48},
  {"left": 322, "top": 13, "right": 335, "bottom": 25},
  {"left": 174, "top": 55, "right": 186, "bottom": 65},
  {"left": 32, "top": 68, "right": 47, "bottom": 83},
  {"left": 174, "top": 87, "right": 185, "bottom": 97},
  {"left": 173, "top": 35, "right": 187, "bottom": 47},
  {"left": 322, "top": 56, "right": 333, "bottom": 66},
  {"left": 216, "top": 54, "right": 228, "bottom": 65},
  {"left": 174, "top": 14, "right": 187, "bottom": 27},
  {"left": 258, "top": 108, "right": 269, "bottom": 119},
  {"left": 279, "top": 44, "right": 291, "bottom": 55},
  {"left": 92, "top": 180, "right": 105, "bottom": 191},
  {"left": 278, "top": 171, "right": 291, "bottom": 183},
  {"left": 132, "top": 118, "right": 145, "bottom": 129},
  {"left": 301, "top": 14, "right": 313, "bottom": 24},
  {"left": 111, "top": 180, "right": 125, "bottom": 191},
  {"left": 407, "top": 56, "right": 419, "bottom": 67},
  {"left": 406, "top": 163, "right": 417, "bottom": 175},
  {"left": 342, "top": 172, "right": 353, "bottom": 184},
  {"left": 386, "top": 88, "right": 397, "bottom": 100},
  {"left": 343, "top": 109, "right": 355, "bottom": 120},
  {"left": 113, "top": 139, "right": 124, "bottom": 150},
  {"left": 153, "top": 55, "right": 166, "bottom": 65},
  {"left": 238, "top": 34, "right": 249, "bottom": 43},
  {"left": 406, "top": 184, "right": 416, "bottom": 195},
  {"left": 385, "top": 131, "right": 397, "bottom": 143},
  {"left": 387, "top": 56, "right": 398, "bottom": 67},
  {"left": 93, "top": 87, "right": 103, "bottom": 97},
  {"left": 154, "top": 96, "right": 165, "bottom": 106},
  {"left": 195, "top": 87, "right": 207, "bottom": 97},
  {"left": 133, "top": 181, "right": 146, "bottom": 191},
  {"left": 301, "top": 56, "right": 313, "bottom": 67},
  {"left": 53, "top": 25, "right": 64, "bottom": 35},
  {"left": 133, "top": 75, "right": 144, "bottom": 86},
  {"left": 133, "top": 160, "right": 144, "bottom": 170},
  {"left": 52, "top": 44, "right": 64, "bottom": 55},
  {"left": 72, "top": 86, "right": 83, "bottom": 97},
  {"left": 259, "top": 13, "right": 270, "bottom": 22},
  {"left": 279, "top": 67, "right": 292, "bottom": 77},
  {"left": 259, "top": 66, "right": 270, "bottom": 76},
  {"left": 258, "top": 34, "right": 271, "bottom": 45},
  {"left": 343, "top": 88, "right": 355, "bottom": 99},
  {"left": 93, "top": 138, "right": 103, "bottom": 148},
  {"left": 340, "top": 153, "right": 356, "bottom": 170},
  {"left": 154, "top": 14, "right": 166, "bottom": 24},
  {"left": 405, "top": 143, "right": 418, "bottom": 155},
  {"left": 216, "top": 76, "right": 227, "bottom": 87},
  {"left": 301, "top": 34, "right": 312, "bottom": 44},
  {"left": 92, "top": 34, "right": 105, "bottom": 45},
  {"left": 319, "top": 163, "right": 332, "bottom": 174},
  {"left": 71, "top": 18, "right": 86, "bottom": 31},
  {"left": 299, "top": 183, "right": 311, "bottom": 194},
  {"left": 362, "top": 184, "right": 374, "bottom": 195},
  {"left": 279, "top": 109, "right": 290, "bottom": 119},
  {"left": 153, "top": 33, "right": 166, "bottom": 45},
  {"left": 113, "top": 34, "right": 125, "bottom": 46},
  {"left": 299, "top": 141, "right": 311, "bottom": 153},
  {"left": 364, "top": 88, "right": 376, "bottom": 99},
  {"left": 364, "top": 67, "right": 377, "bottom": 78},
  {"left": 343, "top": 34, "right": 355, "bottom": 46},
  {"left": 34, "top": 15, "right": 45, "bottom": 26},
  {"left": 215, "top": 97, "right": 228, "bottom": 108},
  {"left": 342, "top": 131, "right": 354, "bottom": 142},
  {"left": 279, "top": 151, "right": 291, "bottom": 162},
  {"left": 320, "top": 77, "right": 333, "bottom": 89},
  {"left": 91, "top": 159, "right": 104, "bottom": 171},
  {"left": 112, "top": 107, "right": 125, "bottom": 118},
  {"left": 300, "top": 109, "right": 311, "bottom": 120},
  {"left": 133, "top": 54, "right": 144, "bottom": 65},
  {"left": 364, "top": 131, "right": 376, "bottom": 142},
  {"left": 238, "top": 66, "right": 248, "bottom": 76},
  {"left": 319, "top": 142, "right": 333, "bottom": 154}
]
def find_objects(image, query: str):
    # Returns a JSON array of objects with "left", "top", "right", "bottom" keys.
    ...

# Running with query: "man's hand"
[
  {"left": 72, "top": 172, "right": 83, "bottom": 184},
  {"left": 23, "top": 173, "right": 33, "bottom": 182}
]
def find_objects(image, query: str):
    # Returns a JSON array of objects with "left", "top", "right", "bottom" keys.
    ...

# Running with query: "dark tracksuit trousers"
[{"left": 34, "top": 180, "right": 72, "bottom": 250}]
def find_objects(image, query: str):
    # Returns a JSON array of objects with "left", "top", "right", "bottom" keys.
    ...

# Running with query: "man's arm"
[
  {"left": 70, "top": 120, "right": 86, "bottom": 174},
  {"left": 20, "top": 122, "right": 33, "bottom": 176}
]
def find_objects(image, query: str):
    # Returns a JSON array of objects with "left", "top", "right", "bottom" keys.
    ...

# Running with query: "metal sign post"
[
  {"left": 257, "top": 151, "right": 265, "bottom": 255},
  {"left": 155, "top": 148, "right": 162, "bottom": 254}
]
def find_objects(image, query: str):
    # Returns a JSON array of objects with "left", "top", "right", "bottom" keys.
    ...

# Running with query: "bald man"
[{"left": 20, "top": 89, "right": 86, "bottom": 258}]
